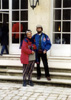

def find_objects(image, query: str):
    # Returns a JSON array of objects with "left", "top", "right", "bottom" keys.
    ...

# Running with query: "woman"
[{"left": 20, "top": 30, "right": 36, "bottom": 87}]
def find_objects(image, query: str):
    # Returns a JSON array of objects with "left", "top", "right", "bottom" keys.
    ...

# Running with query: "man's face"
[{"left": 37, "top": 27, "right": 42, "bottom": 34}]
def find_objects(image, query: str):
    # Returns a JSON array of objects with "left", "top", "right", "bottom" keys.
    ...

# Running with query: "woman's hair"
[
  {"left": 24, "top": 30, "right": 32, "bottom": 38},
  {"left": 26, "top": 30, "right": 32, "bottom": 34}
]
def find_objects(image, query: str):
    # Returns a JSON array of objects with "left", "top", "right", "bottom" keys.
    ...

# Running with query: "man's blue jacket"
[
  {"left": 32, "top": 33, "right": 51, "bottom": 51},
  {"left": 32, "top": 33, "right": 52, "bottom": 63}
]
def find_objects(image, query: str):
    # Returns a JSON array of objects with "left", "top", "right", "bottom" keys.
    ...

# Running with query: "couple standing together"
[{"left": 20, "top": 25, "right": 51, "bottom": 87}]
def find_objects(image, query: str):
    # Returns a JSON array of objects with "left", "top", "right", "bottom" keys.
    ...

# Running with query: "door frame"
[{"left": 9, "top": 0, "right": 21, "bottom": 54}]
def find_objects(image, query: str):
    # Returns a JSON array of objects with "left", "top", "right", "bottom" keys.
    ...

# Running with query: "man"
[
  {"left": 32, "top": 25, "right": 51, "bottom": 80},
  {"left": 1, "top": 22, "right": 9, "bottom": 55}
]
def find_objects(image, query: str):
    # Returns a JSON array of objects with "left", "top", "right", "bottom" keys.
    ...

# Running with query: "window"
[
  {"left": 54, "top": 0, "right": 61, "bottom": 8},
  {"left": 53, "top": 0, "right": 71, "bottom": 44},
  {"left": 21, "top": 0, "right": 28, "bottom": 9},
  {"left": 63, "top": 0, "right": 71, "bottom": 8},
  {"left": 3, "top": 13, "right": 9, "bottom": 22},
  {"left": 12, "top": 11, "right": 19, "bottom": 21},
  {"left": 12, "top": 0, "right": 19, "bottom": 9},
  {"left": 2, "top": 0, "right": 9, "bottom": 9},
  {"left": 0, "top": 0, "right": 9, "bottom": 9}
]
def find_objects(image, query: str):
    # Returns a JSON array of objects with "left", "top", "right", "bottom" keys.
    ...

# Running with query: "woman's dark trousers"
[{"left": 23, "top": 61, "right": 35, "bottom": 80}]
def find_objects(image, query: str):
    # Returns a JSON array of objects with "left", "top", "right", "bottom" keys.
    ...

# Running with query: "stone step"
[
  {"left": 1, "top": 69, "right": 71, "bottom": 76},
  {"left": 48, "top": 57, "right": 71, "bottom": 70},
  {"left": 32, "top": 71, "right": 71, "bottom": 80},
  {"left": 0, "top": 55, "right": 71, "bottom": 85},
  {"left": 49, "top": 56, "right": 71, "bottom": 60},
  {"left": 0, "top": 69, "right": 71, "bottom": 75},
  {"left": 32, "top": 77, "right": 71, "bottom": 85},
  {"left": 1, "top": 69, "right": 71, "bottom": 80},
  {"left": 1, "top": 55, "right": 71, "bottom": 60},
  {"left": 0, "top": 69, "right": 22, "bottom": 74},
  {"left": 0, "top": 62, "right": 71, "bottom": 74},
  {"left": 0, "top": 66, "right": 23, "bottom": 70},
  {"left": 1, "top": 55, "right": 71, "bottom": 70},
  {"left": 0, "top": 69, "right": 22, "bottom": 76},
  {"left": 0, "top": 75, "right": 71, "bottom": 85},
  {"left": 1, "top": 66, "right": 71, "bottom": 73},
  {"left": 0, "top": 54, "right": 20, "bottom": 58}
]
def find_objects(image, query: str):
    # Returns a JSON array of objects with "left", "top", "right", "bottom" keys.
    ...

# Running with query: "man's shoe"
[
  {"left": 37, "top": 76, "right": 41, "bottom": 80},
  {"left": 23, "top": 80, "right": 27, "bottom": 87},
  {"left": 47, "top": 76, "right": 51, "bottom": 81},
  {"left": 28, "top": 80, "right": 34, "bottom": 86}
]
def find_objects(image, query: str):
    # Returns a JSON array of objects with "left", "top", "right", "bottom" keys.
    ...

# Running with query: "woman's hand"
[{"left": 32, "top": 51, "right": 35, "bottom": 54}]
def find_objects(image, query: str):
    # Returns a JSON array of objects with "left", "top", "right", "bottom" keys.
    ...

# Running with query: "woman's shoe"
[
  {"left": 28, "top": 80, "right": 34, "bottom": 86},
  {"left": 23, "top": 80, "right": 27, "bottom": 87}
]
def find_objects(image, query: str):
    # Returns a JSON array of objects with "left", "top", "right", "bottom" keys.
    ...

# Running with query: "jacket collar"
[{"left": 37, "top": 32, "right": 43, "bottom": 35}]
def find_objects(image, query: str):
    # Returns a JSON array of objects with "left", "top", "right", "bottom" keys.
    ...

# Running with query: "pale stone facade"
[{"left": 28, "top": 0, "right": 51, "bottom": 37}]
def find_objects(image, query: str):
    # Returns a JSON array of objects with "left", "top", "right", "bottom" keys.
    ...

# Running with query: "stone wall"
[{"left": 28, "top": 0, "right": 51, "bottom": 37}]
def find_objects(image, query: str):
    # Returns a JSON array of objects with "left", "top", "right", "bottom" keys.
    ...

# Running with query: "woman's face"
[{"left": 27, "top": 32, "right": 32, "bottom": 39}]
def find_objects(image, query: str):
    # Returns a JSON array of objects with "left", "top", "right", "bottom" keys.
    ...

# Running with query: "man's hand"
[
  {"left": 43, "top": 50, "right": 47, "bottom": 54},
  {"left": 32, "top": 51, "right": 35, "bottom": 54}
]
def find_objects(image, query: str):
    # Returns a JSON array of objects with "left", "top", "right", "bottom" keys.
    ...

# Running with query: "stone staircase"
[{"left": 0, "top": 55, "right": 71, "bottom": 85}]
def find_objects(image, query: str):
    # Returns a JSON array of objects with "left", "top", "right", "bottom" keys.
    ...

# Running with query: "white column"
[{"left": 9, "top": 0, "right": 12, "bottom": 54}]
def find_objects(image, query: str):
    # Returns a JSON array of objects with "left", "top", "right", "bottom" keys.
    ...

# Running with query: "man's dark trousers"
[{"left": 37, "top": 52, "right": 50, "bottom": 77}]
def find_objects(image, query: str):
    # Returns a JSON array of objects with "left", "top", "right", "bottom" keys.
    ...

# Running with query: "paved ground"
[{"left": 0, "top": 82, "right": 71, "bottom": 100}]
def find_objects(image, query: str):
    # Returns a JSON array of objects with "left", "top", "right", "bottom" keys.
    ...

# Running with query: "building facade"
[{"left": 0, "top": 0, "right": 70, "bottom": 58}]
